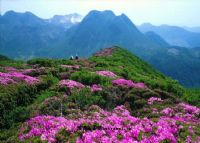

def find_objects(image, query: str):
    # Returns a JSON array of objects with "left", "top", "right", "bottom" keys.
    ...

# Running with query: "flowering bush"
[
  {"left": 96, "top": 70, "right": 117, "bottom": 78},
  {"left": 21, "top": 68, "right": 36, "bottom": 74},
  {"left": 19, "top": 105, "right": 200, "bottom": 143},
  {"left": 112, "top": 78, "right": 146, "bottom": 88},
  {"left": 178, "top": 103, "right": 200, "bottom": 115},
  {"left": 5, "top": 67, "right": 17, "bottom": 72},
  {"left": 147, "top": 97, "right": 163, "bottom": 105},
  {"left": 161, "top": 107, "right": 174, "bottom": 117},
  {"left": 91, "top": 84, "right": 102, "bottom": 92},
  {"left": 112, "top": 78, "right": 134, "bottom": 87},
  {"left": 59, "top": 80, "right": 85, "bottom": 90},
  {"left": 133, "top": 82, "right": 146, "bottom": 88},
  {"left": 0, "top": 71, "right": 39, "bottom": 85}
]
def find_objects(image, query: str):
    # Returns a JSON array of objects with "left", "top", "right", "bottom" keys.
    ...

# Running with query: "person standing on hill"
[
  {"left": 70, "top": 55, "right": 74, "bottom": 60},
  {"left": 75, "top": 54, "right": 79, "bottom": 60}
]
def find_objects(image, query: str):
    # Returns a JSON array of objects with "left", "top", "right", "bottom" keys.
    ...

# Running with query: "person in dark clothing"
[{"left": 75, "top": 54, "right": 79, "bottom": 60}]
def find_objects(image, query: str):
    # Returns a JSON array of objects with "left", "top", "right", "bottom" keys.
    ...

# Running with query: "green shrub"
[
  {"left": 183, "top": 88, "right": 200, "bottom": 107},
  {"left": 56, "top": 129, "right": 81, "bottom": 143},
  {"left": 27, "top": 58, "right": 55, "bottom": 67},
  {"left": 0, "top": 79, "right": 53, "bottom": 129},
  {"left": 68, "top": 88, "right": 106, "bottom": 110},
  {"left": 39, "top": 96, "right": 63, "bottom": 116},
  {"left": 142, "top": 90, "right": 160, "bottom": 99},
  {"left": 70, "top": 70, "right": 111, "bottom": 86},
  {"left": 27, "top": 58, "right": 75, "bottom": 67},
  {"left": 134, "top": 99, "right": 147, "bottom": 109}
]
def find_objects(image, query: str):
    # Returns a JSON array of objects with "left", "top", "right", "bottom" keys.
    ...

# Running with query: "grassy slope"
[
  {"left": 89, "top": 47, "right": 184, "bottom": 96},
  {"left": 0, "top": 47, "right": 199, "bottom": 142}
]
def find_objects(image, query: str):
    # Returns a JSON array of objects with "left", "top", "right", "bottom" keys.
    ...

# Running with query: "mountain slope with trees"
[
  {"left": 0, "top": 10, "right": 199, "bottom": 87},
  {"left": 138, "top": 23, "right": 200, "bottom": 48}
]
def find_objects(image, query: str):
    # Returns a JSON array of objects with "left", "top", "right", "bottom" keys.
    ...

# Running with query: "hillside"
[
  {"left": 144, "top": 31, "right": 170, "bottom": 47},
  {"left": 0, "top": 10, "right": 200, "bottom": 87},
  {"left": 0, "top": 47, "right": 199, "bottom": 143}
]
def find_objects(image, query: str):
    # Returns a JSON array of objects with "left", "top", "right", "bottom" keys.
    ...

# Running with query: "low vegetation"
[{"left": 0, "top": 47, "right": 199, "bottom": 143}]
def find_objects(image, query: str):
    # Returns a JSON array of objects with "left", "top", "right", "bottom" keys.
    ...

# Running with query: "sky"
[{"left": 0, "top": 0, "right": 200, "bottom": 27}]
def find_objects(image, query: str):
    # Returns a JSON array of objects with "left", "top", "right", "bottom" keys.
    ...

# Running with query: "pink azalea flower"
[
  {"left": 112, "top": 78, "right": 146, "bottom": 89},
  {"left": 91, "top": 84, "right": 102, "bottom": 92},
  {"left": 19, "top": 104, "right": 199, "bottom": 143},
  {"left": 59, "top": 79, "right": 85, "bottom": 90},
  {"left": 0, "top": 71, "right": 39, "bottom": 85},
  {"left": 96, "top": 70, "right": 117, "bottom": 78},
  {"left": 148, "top": 97, "right": 163, "bottom": 105}
]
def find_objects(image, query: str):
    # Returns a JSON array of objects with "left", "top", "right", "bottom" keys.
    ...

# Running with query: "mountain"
[
  {"left": 144, "top": 31, "right": 170, "bottom": 47},
  {"left": 0, "top": 47, "right": 199, "bottom": 142},
  {"left": 147, "top": 46, "right": 200, "bottom": 87},
  {"left": 0, "top": 11, "right": 66, "bottom": 60},
  {"left": 49, "top": 10, "right": 162, "bottom": 59},
  {"left": 0, "top": 54, "right": 10, "bottom": 61},
  {"left": 46, "top": 13, "right": 82, "bottom": 29},
  {"left": 50, "top": 10, "right": 199, "bottom": 87},
  {"left": 138, "top": 23, "right": 200, "bottom": 48},
  {"left": 0, "top": 10, "right": 199, "bottom": 87},
  {"left": 184, "top": 26, "right": 200, "bottom": 33}
]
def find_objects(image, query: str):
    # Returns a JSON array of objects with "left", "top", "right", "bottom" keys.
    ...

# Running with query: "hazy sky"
[{"left": 1, "top": 0, "right": 200, "bottom": 27}]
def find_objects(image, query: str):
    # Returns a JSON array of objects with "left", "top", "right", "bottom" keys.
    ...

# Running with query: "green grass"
[
  {"left": 89, "top": 47, "right": 185, "bottom": 96},
  {"left": 184, "top": 88, "right": 200, "bottom": 107}
]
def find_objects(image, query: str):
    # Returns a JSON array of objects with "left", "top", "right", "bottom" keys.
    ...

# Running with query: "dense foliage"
[{"left": 0, "top": 47, "right": 199, "bottom": 143}]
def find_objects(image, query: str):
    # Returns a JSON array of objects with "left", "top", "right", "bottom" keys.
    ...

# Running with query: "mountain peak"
[
  {"left": 2, "top": 10, "right": 44, "bottom": 25},
  {"left": 4, "top": 10, "right": 35, "bottom": 17},
  {"left": 84, "top": 10, "right": 116, "bottom": 21},
  {"left": 87, "top": 10, "right": 115, "bottom": 16}
]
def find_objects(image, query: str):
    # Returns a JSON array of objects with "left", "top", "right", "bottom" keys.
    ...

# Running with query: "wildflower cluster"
[
  {"left": 0, "top": 71, "right": 39, "bottom": 85},
  {"left": 147, "top": 97, "right": 163, "bottom": 105},
  {"left": 112, "top": 78, "right": 146, "bottom": 88},
  {"left": 59, "top": 79, "right": 85, "bottom": 90},
  {"left": 19, "top": 104, "right": 200, "bottom": 143},
  {"left": 96, "top": 70, "right": 117, "bottom": 78},
  {"left": 90, "top": 84, "right": 102, "bottom": 92}
]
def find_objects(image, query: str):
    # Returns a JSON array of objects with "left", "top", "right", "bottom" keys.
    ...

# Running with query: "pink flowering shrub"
[
  {"left": 0, "top": 71, "right": 39, "bottom": 85},
  {"left": 59, "top": 80, "right": 85, "bottom": 90},
  {"left": 161, "top": 107, "right": 174, "bottom": 117},
  {"left": 152, "top": 108, "right": 159, "bottom": 114},
  {"left": 19, "top": 115, "right": 76, "bottom": 142},
  {"left": 91, "top": 84, "right": 102, "bottom": 92},
  {"left": 133, "top": 82, "right": 146, "bottom": 88},
  {"left": 21, "top": 68, "right": 36, "bottom": 74},
  {"left": 178, "top": 103, "right": 200, "bottom": 115},
  {"left": 19, "top": 105, "right": 200, "bottom": 143},
  {"left": 112, "top": 78, "right": 146, "bottom": 88},
  {"left": 5, "top": 67, "right": 17, "bottom": 72},
  {"left": 96, "top": 70, "right": 117, "bottom": 78},
  {"left": 112, "top": 78, "right": 134, "bottom": 87},
  {"left": 148, "top": 97, "right": 163, "bottom": 105},
  {"left": 160, "top": 103, "right": 200, "bottom": 125}
]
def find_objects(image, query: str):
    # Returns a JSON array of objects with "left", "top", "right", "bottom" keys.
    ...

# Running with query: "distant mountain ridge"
[
  {"left": 0, "top": 10, "right": 200, "bottom": 87},
  {"left": 46, "top": 13, "right": 83, "bottom": 29},
  {"left": 144, "top": 31, "right": 170, "bottom": 47},
  {"left": 56, "top": 10, "right": 162, "bottom": 58},
  {"left": 138, "top": 23, "right": 200, "bottom": 48}
]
